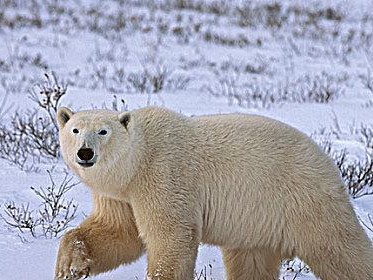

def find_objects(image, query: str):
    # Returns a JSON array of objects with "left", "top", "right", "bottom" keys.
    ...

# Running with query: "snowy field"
[{"left": 1, "top": 0, "right": 373, "bottom": 279}]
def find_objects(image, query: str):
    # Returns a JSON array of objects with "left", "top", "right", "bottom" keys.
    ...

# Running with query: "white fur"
[{"left": 55, "top": 106, "right": 373, "bottom": 280}]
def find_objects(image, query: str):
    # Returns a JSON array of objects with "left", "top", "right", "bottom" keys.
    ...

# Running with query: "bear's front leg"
[
  {"left": 132, "top": 193, "right": 201, "bottom": 280},
  {"left": 55, "top": 194, "right": 144, "bottom": 280},
  {"left": 55, "top": 228, "right": 92, "bottom": 280},
  {"left": 146, "top": 228, "right": 200, "bottom": 280}
]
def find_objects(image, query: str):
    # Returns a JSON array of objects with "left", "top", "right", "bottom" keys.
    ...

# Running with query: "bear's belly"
[{"left": 200, "top": 184, "right": 285, "bottom": 249}]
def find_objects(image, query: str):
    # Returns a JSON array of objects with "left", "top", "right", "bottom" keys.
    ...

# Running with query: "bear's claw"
[
  {"left": 55, "top": 261, "right": 91, "bottom": 280},
  {"left": 55, "top": 230, "right": 92, "bottom": 280},
  {"left": 55, "top": 267, "right": 90, "bottom": 280}
]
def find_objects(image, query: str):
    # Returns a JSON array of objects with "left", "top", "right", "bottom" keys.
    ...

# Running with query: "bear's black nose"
[{"left": 77, "top": 148, "right": 94, "bottom": 161}]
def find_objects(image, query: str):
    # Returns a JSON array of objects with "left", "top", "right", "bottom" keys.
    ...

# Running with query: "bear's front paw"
[{"left": 55, "top": 230, "right": 93, "bottom": 280}]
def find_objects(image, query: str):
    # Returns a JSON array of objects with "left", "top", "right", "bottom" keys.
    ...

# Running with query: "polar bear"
[{"left": 55, "top": 106, "right": 373, "bottom": 280}]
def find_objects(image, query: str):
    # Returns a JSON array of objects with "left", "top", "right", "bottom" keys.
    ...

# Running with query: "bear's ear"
[
  {"left": 57, "top": 107, "right": 74, "bottom": 129},
  {"left": 118, "top": 112, "right": 130, "bottom": 130}
]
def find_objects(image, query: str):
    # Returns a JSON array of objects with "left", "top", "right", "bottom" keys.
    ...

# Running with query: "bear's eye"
[
  {"left": 72, "top": 128, "right": 79, "bottom": 134},
  {"left": 98, "top": 129, "right": 108, "bottom": 135}
]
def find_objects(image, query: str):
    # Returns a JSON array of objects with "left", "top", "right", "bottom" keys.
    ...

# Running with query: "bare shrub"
[
  {"left": 1, "top": 171, "right": 79, "bottom": 239},
  {"left": 206, "top": 70, "right": 346, "bottom": 108},
  {"left": 0, "top": 4, "right": 43, "bottom": 29},
  {"left": 29, "top": 72, "right": 67, "bottom": 129},
  {"left": 234, "top": 2, "right": 284, "bottom": 29},
  {"left": 127, "top": 64, "right": 190, "bottom": 94},
  {"left": 126, "top": 71, "right": 148, "bottom": 94},
  {"left": 98, "top": 95, "right": 129, "bottom": 112},
  {"left": 142, "top": 0, "right": 344, "bottom": 29},
  {"left": 147, "top": 65, "right": 170, "bottom": 93},
  {"left": 205, "top": 69, "right": 282, "bottom": 108},
  {"left": 322, "top": 140, "right": 373, "bottom": 198},
  {"left": 218, "top": 56, "right": 272, "bottom": 75},
  {"left": 359, "top": 214, "right": 373, "bottom": 235},
  {"left": 194, "top": 263, "right": 214, "bottom": 280},
  {"left": 292, "top": 71, "right": 344, "bottom": 103},
  {"left": 13, "top": 110, "right": 59, "bottom": 157},
  {"left": 111, "top": 95, "right": 129, "bottom": 111},
  {"left": 167, "top": 72, "right": 191, "bottom": 91},
  {"left": 359, "top": 68, "right": 373, "bottom": 105},
  {"left": 145, "top": 0, "right": 230, "bottom": 16},
  {"left": 0, "top": 46, "right": 50, "bottom": 96},
  {"left": 203, "top": 30, "right": 251, "bottom": 48},
  {"left": 359, "top": 125, "right": 373, "bottom": 149},
  {"left": 127, "top": 64, "right": 171, "bottom": 93},
  {"left": 0, "top": 93, "right": 13, "bottom": 121},
  {"left": 340, "top": 156, "right": 373, "bottom": 198},
  {"left": 314, "top": 117, "right": 373, "bottom": 150},
  {"left": 0, "top": 72, "right": 66, "bottom": 170},
  {"left": 234, "top": 2, "right": 343, "bottom": 29},
  {"left": 313, "top": 127, "right": 373, "bottom": 198},
  {"left": 281, "top": 259, "right": 311, "bottom": 280},
  {"left": 0, "top": 114, "right": 38, "bottom": 171},
  {"left": 0, "top": 73, "right": 31, "bottom": 96},
  {"left": 0, "top": 46, "right": 48, "bottom": 72},
  {"left": 3, "top": 202, "right": 40, "bottom": 237},
  {"left": 32, "top": 171, "right": 79, "bottom": 238},
  {"left": 80, "top": 49, "right": 191, "bottom": 94}
]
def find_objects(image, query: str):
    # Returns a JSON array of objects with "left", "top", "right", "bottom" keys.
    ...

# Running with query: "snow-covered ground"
[{"left": 1, "top": 0, "right": 373, "bottom": 279}]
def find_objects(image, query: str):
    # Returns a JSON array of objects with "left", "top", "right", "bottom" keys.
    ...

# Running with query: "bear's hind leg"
[
  {"left": 291, "top": 204, "right": 373, "bottom": 280},
  {"left": 222, "top": 247, "right": 282, "bottom": 280},
  {"left": 296, "top": 233, "right": 373, "bottom": 280}
]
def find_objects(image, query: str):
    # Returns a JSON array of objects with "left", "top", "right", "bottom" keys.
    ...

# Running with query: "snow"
[{"left": 0, "top": 0, "right": 373, "bottom": 279}]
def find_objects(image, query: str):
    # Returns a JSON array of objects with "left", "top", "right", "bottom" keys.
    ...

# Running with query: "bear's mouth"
[
  {"left": 76, "top": 156, "right": 97, "bottom": 168},
  {"left": 77, "top": 161, "right": 95, "bottom": 168}
]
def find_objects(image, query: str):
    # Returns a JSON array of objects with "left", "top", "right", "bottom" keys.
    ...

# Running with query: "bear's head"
[{"left": 57, "top": 107, "right": 132, "bottom": 190}]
